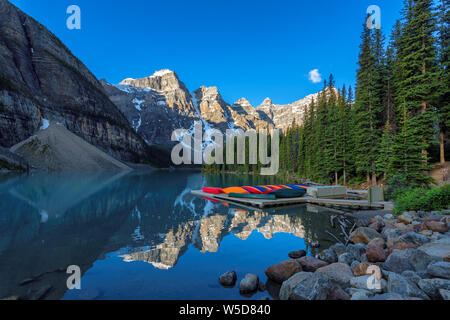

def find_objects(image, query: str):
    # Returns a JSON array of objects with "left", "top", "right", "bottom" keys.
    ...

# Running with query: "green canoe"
[{"left": 268, "top": 188, "right": 307, "bottom": 199}]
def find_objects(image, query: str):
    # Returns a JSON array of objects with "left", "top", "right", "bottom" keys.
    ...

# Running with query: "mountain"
[
  {"left": 101, "top": 70, "right": 198, "bottom": 146},
  {"left": 10, "top": 123, "right": 132, "bottom": 171},
  {"left": 0, "top": 0, "right": 168, "bottom": 168},
  {"left": 105, "top": 70, "right": 337, "bottom": 145}
]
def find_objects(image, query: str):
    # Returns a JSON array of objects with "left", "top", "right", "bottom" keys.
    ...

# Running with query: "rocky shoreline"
[{"left": 219, "top": 210, "right": 450, "bottom": 300}]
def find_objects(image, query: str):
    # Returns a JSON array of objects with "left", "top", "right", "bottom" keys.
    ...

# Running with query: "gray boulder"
[
  {"left": 382, "top": 228, "right": 403, "bottom": 241},
  {"left": 350, "top": 275, "right": 387, "bottom": 293},
  {"left": 317, "top": 263, "right": 354, "bottom": 288},
  {"left": 418, "top": 278, "right": 450, "bottom": 299},
  {"left": 427, "top": 261, "right": 450, "bottom": 279},
  {"left": 349, "top": 288, "right": 374, "bottom": 297},
  {"left": 318, "top": 248, "right": 337, "bottom": 264},
  {"left": 387, "top": 273, "right": 429, "bottom": 300},
  {"left": 329, "top": 243, "right": 346, "bottom": 256},
  {"left": 346, "top": 243, "right": 367, "bottom": 261},
  {"left": 383, "top": 248, "right": 437, "bottom": 274},
  {"left": 417, "top": 237, "right": 450, "bottom": 261},
  {"left": 400, "top": 232, "right": 431, "bottom": 246},
  {"left": 350, "top": 260, "right": 360, "bottom": 269},
  {"left": 279, "top": 273, "right": 305, "bottom": 300},
  {"left": 338, "top": 253, "right": 354, "bottom": 265},
  {"left": 219, "top": 271, "right": 237, "bottom": 287},
  {"left": 401, "top": 270, "right": 422, "bottom": 285},
  {"left": 239, "top": 274, "right": 259, "bottom": 294},
  {"left": 439, "top": 289, "right": 450, "bottom": 300},
  {"left": 280, "top": 272, "right": 332, "bottom": 300}
]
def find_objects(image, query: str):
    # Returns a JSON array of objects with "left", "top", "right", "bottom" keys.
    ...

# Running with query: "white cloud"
[{"left": 308, "top": 69, "right": 322, "bottom": 84}]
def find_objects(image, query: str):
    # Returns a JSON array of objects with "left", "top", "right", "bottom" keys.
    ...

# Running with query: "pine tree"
[
  {"left": 436, "top": 0, "right": 450, "bottom": 165},
  {"left": 352, "top": 19, "right": 383, "bottom": 185},
  {"left": 376, "top": 122, "right": 394, "bottom": 179},
  {"left": 391, "top": 0, "right": 440, "bottom": 184}
]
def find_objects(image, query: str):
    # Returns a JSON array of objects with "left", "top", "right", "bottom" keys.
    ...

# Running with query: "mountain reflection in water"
[{"left": 0, "top": 171, "right": 342, "bottom": 300}]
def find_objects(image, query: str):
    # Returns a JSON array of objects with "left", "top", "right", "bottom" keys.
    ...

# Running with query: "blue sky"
[{"left": 10, "top": 0, "right": 404, "bottom": 106}]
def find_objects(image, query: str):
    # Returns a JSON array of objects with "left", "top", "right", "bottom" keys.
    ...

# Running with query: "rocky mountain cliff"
[
  {"left": 105, "top": 70, "right": 337, "bottom": 145},
  {"left": 0, "top": 0, "right": 167, "bottom": 167}
]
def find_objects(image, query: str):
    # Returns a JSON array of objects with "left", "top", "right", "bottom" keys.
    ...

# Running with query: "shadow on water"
[{"left": 0, "top": 171, "right": 345, "bottom": 300}]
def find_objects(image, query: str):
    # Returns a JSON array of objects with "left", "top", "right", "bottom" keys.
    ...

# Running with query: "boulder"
[
  {"left": 401, "top": 270, "right": 422, "bottom": 285},
  {"left": 387, "top": 273, "right": 429, "bottom": 300},
  {"left": 350, "top": 227, "right": 382, "bottom": 244},
  {"left": 423, "top": 221, "right": 449, "bottom": 234},
  {"left": 369, "top": 221, "right": 384, "bottom": 233},
  {"left": 350, "top": 275, "right": 387, "bottom": 293},
  {"left": 28, "top": 285, "right": 52, "bottom": 300},
  {"left": 417, "top": 238, "right": 450, "bottom": 261},
  {"left": 279, "top": 273, "right": 304, "bottom": 300},
  {"left": 398, "top": 213, "right": 413, "bottom": 225},
  {"left": 382, "top": 228, "right": 403, "bottom": 241},
  {"left": 366, "top": 245, "right": 387, "bottom": 262},
  {"left": 218, "top": 271, "right": 237, "bottom": 287},
  {"left": 239, "top": 274, "right": 259, "bottom": 294},
  {"left": 318, "top": 248, "right": 337, "bottom": 264},
  {"left": 352, "top": 262, "right": 373, "bottom": 277},
  {"left": 388, "top": 241, "right": 419, "bottom": 253},
  {"left": 317, "top": 263, "right": 353, "bottom": 288},
  {"left": 327, "top": 286, "right": 350, "bottom": 300},
  {"left": 439, "top": 289, "right": 450, "bottom": 300},
  {"left": 400, "top": 232, "right": 430, "bottom": 246},
  {"left": 360, "top": 254, "right": 368, "bottom": 262},
  {"left": 368, "top": 237, "right": 385, "bottom": 249},
  {"left": 383, "top": 248, "right": 437, "bottom": 274},
  {"left": 427, "top": 261, "right": 450, "bottom": 280},
  {"left": 350, "top": 260, "right": 360, "bottom": 269},
  {"left": 418, "top": 278, "right": 450, "bottom": 299},
  {"left": 384, "top": 214, "right": 394, "bottom": 220},
  {"left": 265, "top": 260, "right": 302, "bottom": 284},
  {"left": 338, "top": 253, "right": 354, "bottom": 265},
  {"left": 280, "top": 272, "right": 332, "bottom": 300},
  {"left": 296, "top": 256, "right": 328, "bottom": 272},
  {"left": 394, "top": 223, "right": 407, "bottom": 229},
  {"left": 346, "top": 243, "right": 367, "bottom": 261},
  {"left": 420, "top": 230, "right": 433, "bottom": 237},
  {"left": 329, "top": 243, "right": 346, "bottom": 256},
  {"left": 349, "top": 288, "right": 374, "bottom": 297},
  {"left": 288, "top": 249, "right": 306, "bottom": 259},
  {"left": 430, "top": 232, "right": 444, "bottom": 241}
]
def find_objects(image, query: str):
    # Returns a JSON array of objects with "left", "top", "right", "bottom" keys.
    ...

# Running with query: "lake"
[{"left": 0, "top": 171, "right": 343, "bottom": 300}]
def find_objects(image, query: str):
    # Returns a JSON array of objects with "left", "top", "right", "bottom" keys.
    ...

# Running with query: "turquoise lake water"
[{"left": 0, "top": 171, "right": 340, "bottom": 300}]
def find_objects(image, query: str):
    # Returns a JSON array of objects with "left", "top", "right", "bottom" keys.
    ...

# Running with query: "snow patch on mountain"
[{"left": 151, "top": 69, "right": 173, "bottom": 77}]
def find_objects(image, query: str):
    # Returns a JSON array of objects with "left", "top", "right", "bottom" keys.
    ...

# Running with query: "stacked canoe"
[{"left": 202, "top": 184, "right": 309, "bottom": 200}]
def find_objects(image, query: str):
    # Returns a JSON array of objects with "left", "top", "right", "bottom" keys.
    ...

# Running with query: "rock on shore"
[{"left": 276, "top": 209, "right": 450, "bottom": 300}]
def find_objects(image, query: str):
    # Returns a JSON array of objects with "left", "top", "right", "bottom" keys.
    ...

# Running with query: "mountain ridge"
[{"left": 104, "top": 69, "right": 338, "bottom": 144}]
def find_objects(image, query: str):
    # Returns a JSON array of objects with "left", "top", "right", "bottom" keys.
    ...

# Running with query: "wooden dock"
[{"left": 191, "top": 190, "right": 393, "bottom": 210}]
